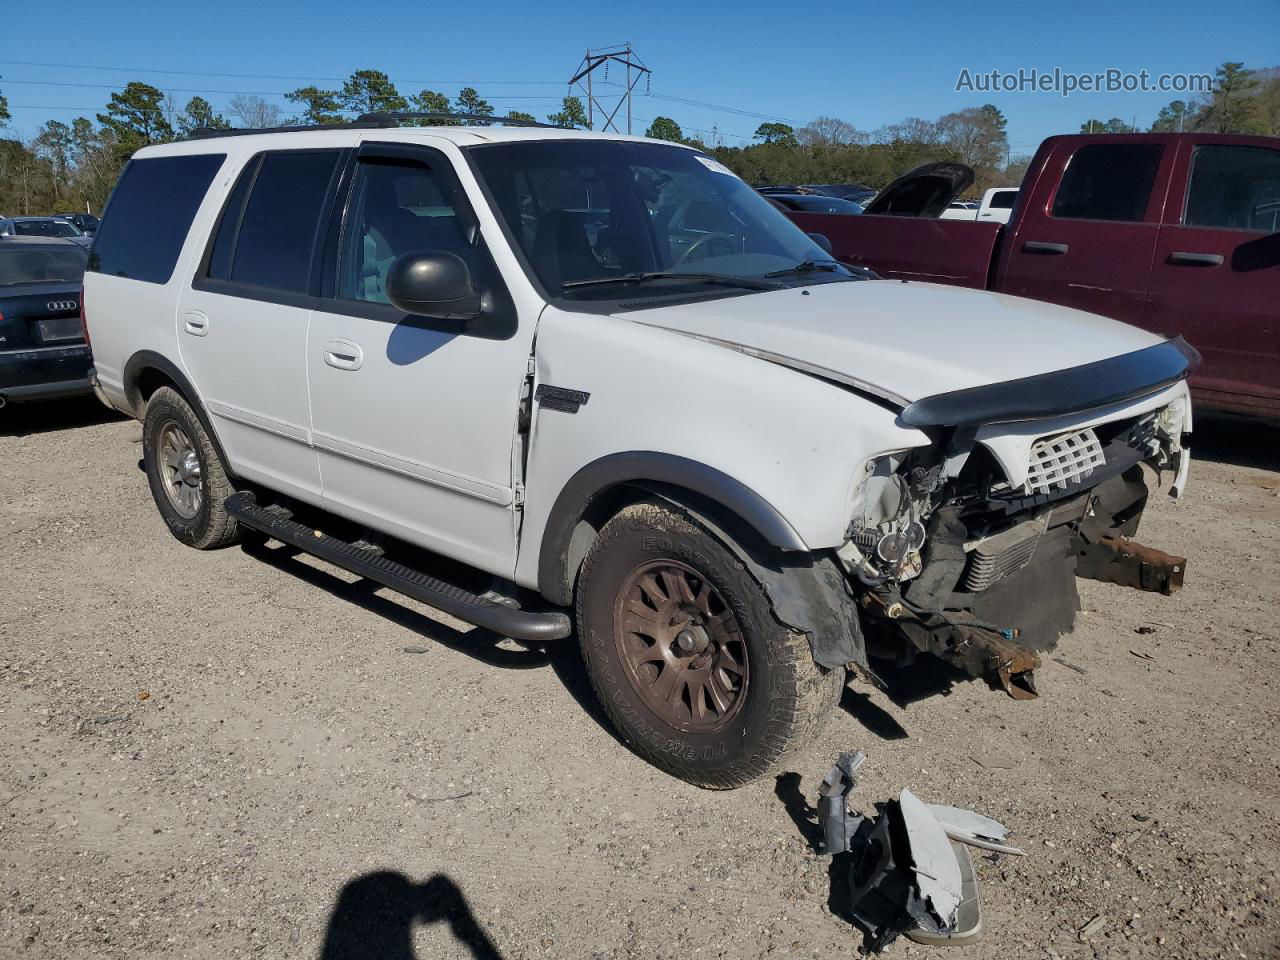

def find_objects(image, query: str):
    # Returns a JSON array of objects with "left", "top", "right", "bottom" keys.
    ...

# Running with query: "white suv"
[{"left": 84, "top": 116, "right": 1195, "bottom": 788}]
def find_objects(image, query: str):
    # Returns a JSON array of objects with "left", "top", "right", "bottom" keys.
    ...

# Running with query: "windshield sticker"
[{"left": 694, "top": 155, "right": 738, "bottom": 177}]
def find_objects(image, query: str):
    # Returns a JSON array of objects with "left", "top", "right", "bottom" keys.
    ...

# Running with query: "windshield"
[
  {"left": 0, "top": 246, "right": 88, "bottom": 284},
  {"left": 468, "top": 140, "right": 853, "bottom": 301},
  {"left": 14, "top": 219, "right": 83, "bottom": 238}
]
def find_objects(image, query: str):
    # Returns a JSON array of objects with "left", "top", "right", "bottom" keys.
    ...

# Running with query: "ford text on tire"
[{"left": 83, "top": 116, "right": 1195, "bottom": 787}]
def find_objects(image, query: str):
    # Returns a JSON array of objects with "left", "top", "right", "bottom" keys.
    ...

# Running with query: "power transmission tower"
[{"left": 568, "top": 43, "right": 651, "bottom": 133}]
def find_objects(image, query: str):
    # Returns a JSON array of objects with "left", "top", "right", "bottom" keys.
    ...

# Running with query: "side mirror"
[
  {"left": 808, "top": 232, "right": 833, "bottom": 255},
  {"left": 385, "top": 251, "right": 482, "bottom": 319}
]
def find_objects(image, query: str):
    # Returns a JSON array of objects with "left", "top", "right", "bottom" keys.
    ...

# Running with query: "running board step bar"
[{"left": 225, "top": 491, "right": 572, "bottom": 642}]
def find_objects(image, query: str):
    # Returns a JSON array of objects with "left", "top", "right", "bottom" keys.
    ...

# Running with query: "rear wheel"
[
  {"left": 576, "top": 502, "right": 843, "bottom": 789},
  {"left": 142, "top": 386, "right": 242, "bottom": 549}
]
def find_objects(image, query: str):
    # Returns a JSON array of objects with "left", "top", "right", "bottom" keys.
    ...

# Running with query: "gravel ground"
[{"left": 1, "top": 400, "right": 1277, "bottom": 960}]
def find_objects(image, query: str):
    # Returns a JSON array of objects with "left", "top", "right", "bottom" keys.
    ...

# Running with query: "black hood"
[{"left": 861, "top": 162, "right": 975, "bottom": 218}]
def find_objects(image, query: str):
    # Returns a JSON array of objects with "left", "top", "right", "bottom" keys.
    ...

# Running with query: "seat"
[{"left": 531, "top": 210, "right": 603, "bottom": 290}]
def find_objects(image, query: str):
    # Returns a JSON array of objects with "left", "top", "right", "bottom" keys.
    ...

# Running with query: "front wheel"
[{"left": 576, "top": 502, "right": 843, "bottom": 789}]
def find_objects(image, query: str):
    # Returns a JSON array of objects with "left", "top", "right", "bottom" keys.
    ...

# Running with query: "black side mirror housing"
[
  {"left": 808, "top": 232, "right": 833, "bottom": 255},
  {"left": 385, "top": 251, "right": 482, "bottom": 319}
]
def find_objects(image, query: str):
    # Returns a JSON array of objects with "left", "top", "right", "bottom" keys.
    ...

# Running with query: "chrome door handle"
[
  {"left": 1168, "top": 251, "right": 1224, "bottom": 266},
  {"left": 183, "top": 311, "right": 209, "bottom": 336},
  {"left": 1022, "top": 241, "right": 1069, "bottom": 255},
  {"left": 323, "top": 338, "right": 363, "bottom": 371}
]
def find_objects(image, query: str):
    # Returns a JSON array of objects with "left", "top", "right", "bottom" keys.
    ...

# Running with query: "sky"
[{"left": 2, "top": 0, "right": 1276, "bottom": 155}]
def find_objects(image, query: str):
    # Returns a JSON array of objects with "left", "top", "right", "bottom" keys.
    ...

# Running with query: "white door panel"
[
  {"left": 177, "top": 290, "right": 320, "bottom": 501},
  {"left": 307, "top": 310, "right": 527, "bottom": 576}
]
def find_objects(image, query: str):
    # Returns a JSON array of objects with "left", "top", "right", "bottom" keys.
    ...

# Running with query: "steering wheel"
[{"left": 673, "top": 231, "right": 737, "bottom": 267}]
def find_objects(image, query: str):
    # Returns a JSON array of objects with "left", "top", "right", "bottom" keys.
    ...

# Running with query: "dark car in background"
[
  {"left": 762, "top": 192, "right": 865, "bottom": 214},
  {"left": 758, "top": 182, "right": 877, "bottom": 205},
  {"left": 57, "top": 213, "right": 101, "bottom": 236},
  {"left": 0, "top": 237, "right": 92, "bottom": 407},
  {"left": 0, "top": 216, "right": 93, "bottom": 248}
]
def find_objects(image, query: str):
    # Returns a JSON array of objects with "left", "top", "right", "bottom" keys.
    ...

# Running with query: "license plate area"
[{"left": 36, "top": 316, "right": 82, "bottom": 343}]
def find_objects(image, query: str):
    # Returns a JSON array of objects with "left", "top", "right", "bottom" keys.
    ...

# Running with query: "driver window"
[{"left": 339, "top": 160, "right": 469, "bottom": 304}]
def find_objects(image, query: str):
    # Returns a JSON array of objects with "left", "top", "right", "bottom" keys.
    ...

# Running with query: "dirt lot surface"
[{"left": 1, "top": 401, "right": 1278, "bottom": 960}]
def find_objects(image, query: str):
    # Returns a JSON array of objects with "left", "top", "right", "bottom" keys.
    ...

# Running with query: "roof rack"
[
  {"left": 357, "top": 111, "right": 559, "bottom": 128},
  {"left": 187, "top": 111, "right": 565, "bottom": 141}
]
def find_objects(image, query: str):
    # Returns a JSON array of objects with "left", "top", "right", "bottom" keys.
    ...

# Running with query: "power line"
[
  {"left": 0, "top": 78, "right": 565, "bottom": 101},
  {"left": 0, "top": 58, "right": 563, "bottom": 86}
]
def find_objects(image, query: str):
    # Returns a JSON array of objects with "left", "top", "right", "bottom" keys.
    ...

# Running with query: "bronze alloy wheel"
[{"left": 612, "top": 560, "right": 749, "bottom": 732}]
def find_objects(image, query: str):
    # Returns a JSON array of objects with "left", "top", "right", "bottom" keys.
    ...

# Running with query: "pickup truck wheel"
[
  {"left": 142, "top": 386, "right": 242, "bottom": 550},
  {"left": 576, "top": 502, "right": 842, "bottom": 789}
]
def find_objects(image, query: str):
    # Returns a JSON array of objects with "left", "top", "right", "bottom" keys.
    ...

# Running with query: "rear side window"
[
  {"left": 1184, "top": 145, "right": 1280, "bottom": 232},
  {"left": 89, "top": 154, "right": 224, "bottom": 283},
  {"left": 1052, "top": 144, "right": 1163, "bottom": 222},
  {"left": 988, "top": 190, "right": 1017, "bottom": 209},
  {"left": 207, "top": 150, "right": 341, "bottom": 293}
]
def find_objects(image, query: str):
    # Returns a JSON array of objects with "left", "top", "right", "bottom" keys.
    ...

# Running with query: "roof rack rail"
[
  {"left": 357, "top": 110, "right": 561, "bottom": 128},
  {"left": 187, "top": 120, "right": 384, "bottom": 139},
  {"left": 186, "top": 112, "right": 568, "bottom": 141}
]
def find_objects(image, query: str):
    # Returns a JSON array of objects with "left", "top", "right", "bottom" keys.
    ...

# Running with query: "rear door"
[
  {"left": 179, "top": 146, "right": 346, "bottom": 502},
  {"left": 999, "top": 137, "right": 1177, "bottom": 325},
  {"left": 1146, "top": 139, "right": 1280, "bottom": 412}
]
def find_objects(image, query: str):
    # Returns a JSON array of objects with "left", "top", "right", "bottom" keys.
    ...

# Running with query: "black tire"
[
  {"left": 142, "top": 386, "right": 242, "bottom": 549},
  {"left": 576, "top": 502, "right": 844, "bottom": 789}
]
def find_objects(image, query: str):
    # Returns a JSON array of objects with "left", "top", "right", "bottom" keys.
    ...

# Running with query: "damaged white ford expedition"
[{"left": 84, "top": 115, "right": 1196, "bottom": 788}]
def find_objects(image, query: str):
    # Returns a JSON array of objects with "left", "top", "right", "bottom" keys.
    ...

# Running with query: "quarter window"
[
  {"left": 89, "top": 154, "right": 224, "bottom": 284},
  {"left": 1183, "top": 145, "right": 1280, "bottom": 232},
  {"left": 1052, "top": 144, "right": 1163, "bottom": 222},
  {"left": 207, "top": 150, "right": 340, "bottom": 293}
]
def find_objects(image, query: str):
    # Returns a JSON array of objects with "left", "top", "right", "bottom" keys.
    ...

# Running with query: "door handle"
[
  {"left": 183, "top": 311, "right": 209, "bottom": 337},
  {"left": 1167, "top": 251, "right": 1224, "bottom": 266},
  {"left": 323, "top": 338, "right": 363, "bottom": 371},
  {"left": 1022, "top": 241, "right": 1069, "bottom": 255}
]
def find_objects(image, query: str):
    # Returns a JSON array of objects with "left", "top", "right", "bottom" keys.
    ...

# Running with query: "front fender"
[{"left": 514, "top": 306, "right": 928, "bottom": 597}]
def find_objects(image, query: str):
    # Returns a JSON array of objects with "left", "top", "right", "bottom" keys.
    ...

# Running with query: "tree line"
[{"left": 1, "top": 60, "right": 1275, "bottom": 217}]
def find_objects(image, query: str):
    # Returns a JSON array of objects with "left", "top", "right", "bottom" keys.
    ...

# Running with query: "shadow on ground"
[
  {"left": 240, "top": 539, "right": 625, "bottom": 746},
  {"left": 319, "top": 871, "right": 503, "bottom": 960},
  {"left": 0, "top": 396, "right": 124, "bottom": 436},
  {"left": 1191, "top": 409, "right": 1280, "bottom": 472}
]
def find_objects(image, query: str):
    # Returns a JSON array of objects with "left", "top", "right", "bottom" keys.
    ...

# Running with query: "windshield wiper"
[
  {"left": 763, "top": 259, "right": 848, "bottom": 278},
  {"left": 562, "top": 271, "right": 780, "bottom": 292}
]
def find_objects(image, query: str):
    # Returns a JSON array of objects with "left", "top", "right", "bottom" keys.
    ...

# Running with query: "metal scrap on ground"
[{"left": 815, "top": 750, "right": 1026, "bottom": 952}]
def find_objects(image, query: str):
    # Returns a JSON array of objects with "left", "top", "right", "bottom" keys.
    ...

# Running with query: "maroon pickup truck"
[{"left": 787, "top": 133, "right": 1280, "bottom": 416}]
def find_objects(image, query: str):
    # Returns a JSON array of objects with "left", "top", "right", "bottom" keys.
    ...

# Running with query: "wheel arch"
[
  {"left": 536, "top": 451, "right": 808, "bottom": 606},
  {"left": 122, "top": 350, "right": 235, "bottom": 479}
]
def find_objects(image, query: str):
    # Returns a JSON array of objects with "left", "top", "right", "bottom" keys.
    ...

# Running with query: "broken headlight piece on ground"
[{"left": 817, "top": 750, "right": 1023, "bottom": 953}]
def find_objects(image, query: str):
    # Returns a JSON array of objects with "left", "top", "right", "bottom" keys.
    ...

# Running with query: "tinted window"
[
  {"left": 338, "top": 160, "right": 470, "bottom": 304},
  {"left": 14, "top": 220, "right": 81, "bottom": 237},
  {"left": 1052, "top": 144, "right": 1163, "bottom": 222},
  {"left": 90, "top": 154, "right": 224, "bottom": 283},
  {"left": 0, "top": 245, "right": 88, "bottom": 285},
  {"left": 206, "top": 159, "right": 256, "bottom": 281},
  {"left": 988, "top": 190, "right": 1017, "bottom": 209},
  {"left": 215, "top": 150, "right": 340, "bottom": 292},
  {"left": 1184, "top": 145, "right": 1280, "bottom": 232}
]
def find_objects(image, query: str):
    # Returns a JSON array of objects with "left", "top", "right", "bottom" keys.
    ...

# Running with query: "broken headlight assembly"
[{"left": 840, "top": 451, "right": 943, "bottom": 585}]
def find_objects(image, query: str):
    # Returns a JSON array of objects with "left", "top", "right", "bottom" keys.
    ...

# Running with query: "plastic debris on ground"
[{"left": 815, "top": 749, "right": 1025, "bottom": 952}]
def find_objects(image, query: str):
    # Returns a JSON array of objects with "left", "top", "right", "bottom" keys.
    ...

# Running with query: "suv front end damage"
[{"left": 837, "top": 387, "right": 1192, "bottom": 698}]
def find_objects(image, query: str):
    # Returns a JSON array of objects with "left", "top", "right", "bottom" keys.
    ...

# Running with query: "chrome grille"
[{"left": 1024, "top": 427, "right": 1105, "bottom": 494}]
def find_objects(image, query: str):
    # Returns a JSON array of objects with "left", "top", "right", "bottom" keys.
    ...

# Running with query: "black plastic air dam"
[{"left": 899, "top": 337, "right": 1199, "bottom": 428}]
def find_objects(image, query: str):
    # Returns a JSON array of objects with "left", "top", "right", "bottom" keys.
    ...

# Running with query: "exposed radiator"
[{"left": 962, "top": 517, "right": 1047, "bottom": 592}]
